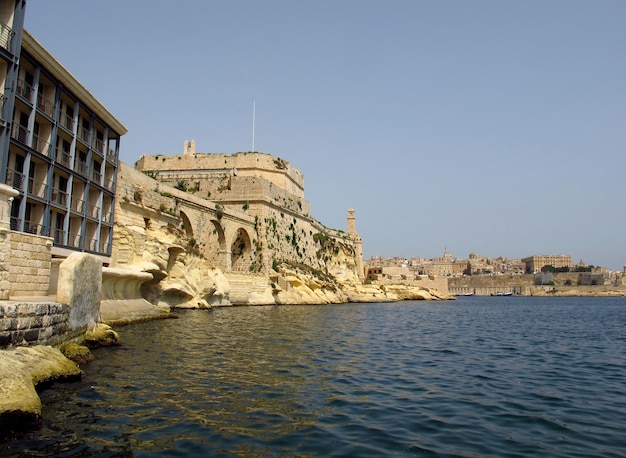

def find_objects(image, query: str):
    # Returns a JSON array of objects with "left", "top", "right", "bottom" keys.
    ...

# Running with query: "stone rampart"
[{"left": 135, "top": 151, "right": 305, "bottom": 199}]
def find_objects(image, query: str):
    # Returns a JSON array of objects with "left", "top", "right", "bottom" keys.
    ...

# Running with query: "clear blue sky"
[{"left": 25, "top": 1, "right": 626, "bottom": 270}]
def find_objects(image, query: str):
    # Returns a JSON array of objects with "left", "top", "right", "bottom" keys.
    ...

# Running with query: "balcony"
[
  {"left": 55, "top": 148, "right": 71, "bottom": 167},
  {"left": 91, "top": 169, "right": 102, "bottom": 183},
  {"left": 51, "top": 188, "right": 68, "bottom": 207},
  {"left": 102, "top": 212, "right": 113, "bottom": 224},
  {"left": 32, "top": 133, "right": 53, "bottom": 158},
  {"left": 11, "top": 124, "right": 29, "bottom": 144},
  {"left": 36, "top": 95, "right": 55, "bottom": 118},
  {"left": 16, "top": 78, "right": 34, "bottom": 102},
  {"left": 0, "top": 21, "right": 15, "bottom": 53}
]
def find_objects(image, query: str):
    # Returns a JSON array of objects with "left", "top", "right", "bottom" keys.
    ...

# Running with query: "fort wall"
[{"left": 135, "top": 152, "right": 305, "bottom": 200}]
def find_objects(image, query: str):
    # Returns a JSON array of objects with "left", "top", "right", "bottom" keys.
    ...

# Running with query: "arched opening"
[
  {"left": 200, "top": 219, "right": 227, "bottom": 268},
  {"left": 179, "top": 210, "right": 193, "bottom": 237},
  {"left": 230, "top": 228, "right": 252, "bottom": 272}
]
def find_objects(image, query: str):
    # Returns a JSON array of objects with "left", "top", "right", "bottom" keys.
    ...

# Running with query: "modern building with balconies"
[{"left": 0, "top": 1, "right": 127, "bottom": 263}]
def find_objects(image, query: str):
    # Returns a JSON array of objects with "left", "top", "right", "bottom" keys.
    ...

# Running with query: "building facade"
[
  {"left": 0, "top": 1, "right": 126, "bottom": 263},
  {"left": 521, "top": 254, "right": 573, "bottom": 274}
]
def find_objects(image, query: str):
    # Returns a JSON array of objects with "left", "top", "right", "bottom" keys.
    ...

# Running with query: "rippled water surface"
[{"left": 2, "top": 297, "right": 625, "bottom": 457}]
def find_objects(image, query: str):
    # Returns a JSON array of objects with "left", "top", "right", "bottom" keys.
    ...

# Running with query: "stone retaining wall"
[
  {"left": 7, "top": 231, "right": 52, "bottom": 297},
  {"left": 0, "top": 302, "right": 72, "bottom": 348}
]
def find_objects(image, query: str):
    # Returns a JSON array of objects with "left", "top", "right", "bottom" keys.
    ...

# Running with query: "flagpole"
[{"left": 252, "top": 100, "right": 256, "bottom": 152}]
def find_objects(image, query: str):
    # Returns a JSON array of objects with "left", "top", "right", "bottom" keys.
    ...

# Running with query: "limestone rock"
[
  {"left": 59, "top": 342, "right": 94, "bottom": 364},
  {"left": 56, "top": 252, "right": 102, "bottom": 330},
  {"left": 84, "top": 323, "right": 121, "bottom": 348},
  {"left": 0, "top": 346, "right": 82, "bottom": 429}
]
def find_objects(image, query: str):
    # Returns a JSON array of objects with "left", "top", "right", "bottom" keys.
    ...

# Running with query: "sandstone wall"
[
  {"left": 0, "top": 302, "right": 71, "bottom": 347},
  {"left": 8, "top": 232, "right": 52, "bottom": 297}
]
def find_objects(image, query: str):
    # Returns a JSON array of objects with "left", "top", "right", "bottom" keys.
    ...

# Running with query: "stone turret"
[
  {"left": 347, "top": 209, "right": 364, "bottom": 279},
  {"left": 183, "top": 140, "right": 196, "bottom": 155}
]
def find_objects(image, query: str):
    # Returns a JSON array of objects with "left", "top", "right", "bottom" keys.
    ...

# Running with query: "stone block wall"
[
  {"left": 8, "top": 232, "right": 52, "bottom": 297},
  {"left": 0, "top": 302, "right": 71, "bottom": 348}
]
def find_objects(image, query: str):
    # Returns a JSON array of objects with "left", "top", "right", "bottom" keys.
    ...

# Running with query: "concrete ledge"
[{"left": 100, "top": 298, "right": 175, "bottom": 326}]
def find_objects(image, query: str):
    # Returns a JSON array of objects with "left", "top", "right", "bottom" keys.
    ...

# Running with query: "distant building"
[
  {"left": 522, "top": 254, "right": 572, "bottom": 274},
  {"left": 0, "top": 2, "right": 127, "bottom": 262}
]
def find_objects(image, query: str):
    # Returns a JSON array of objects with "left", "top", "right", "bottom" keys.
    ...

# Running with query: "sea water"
[{"left": 1, "top": 296, "right": 625, "bottom": 457}]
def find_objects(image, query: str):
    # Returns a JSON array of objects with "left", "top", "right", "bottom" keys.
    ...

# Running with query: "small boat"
[{"left": 491, "top": 292, "right": 513, "bottom": 296}]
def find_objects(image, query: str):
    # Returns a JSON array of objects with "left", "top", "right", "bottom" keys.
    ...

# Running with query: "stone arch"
[
  {"left": 198, "top": 219, "right": 227, "bottom": 269},
  {"left": 211, "top": 220, "right": 226, "bottom": 250},
  {"left": 230, "top": 227, "right": 252, "bottom": 272},
  {"left": 179, "top": 210, "right": 193, "bottom": 237}
]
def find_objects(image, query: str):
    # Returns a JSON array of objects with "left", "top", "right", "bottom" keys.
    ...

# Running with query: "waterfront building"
[
  {"left": 522, "top": 254, "right": 573, "bottom": 274},
  {"left": 0, "top": 1, "right": 127, "bottom": 263}
]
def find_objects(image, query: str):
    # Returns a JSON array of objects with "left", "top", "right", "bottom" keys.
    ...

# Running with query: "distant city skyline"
[{"left": 24, "top": 0, "right": 626, "bottom": 270}]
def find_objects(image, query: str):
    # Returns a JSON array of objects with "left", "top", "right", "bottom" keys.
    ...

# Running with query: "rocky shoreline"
[{"left": 0, "top": 324, "right": 121, "bottom": 431}]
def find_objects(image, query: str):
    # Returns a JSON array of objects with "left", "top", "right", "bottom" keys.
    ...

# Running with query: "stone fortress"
[{"left": 111, "top": 140, "right": 447, "bottom": 308}]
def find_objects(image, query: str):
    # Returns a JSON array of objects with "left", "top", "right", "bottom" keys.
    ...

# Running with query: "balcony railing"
[
  {"left": 91, "top": 169, "right": 101, "bottom": 183},
  {"left": 11, "top": 124, "right": 29, "bottom": 143},
  {"left": 24, "top": 220, "right": 45, "bottom": 236},
  {"left": 78, "top": 126, "right": 90, "bottom": 143},
  {"left": 36, "top": 95, "right": 55, "bottom": 117},
  {"left": 0, "top": 21, "right": 15, "bottom": 53},
  {"left": 32, "top": 133, "right": 53, "bottom": 157},
  {"left": 68, "top": 234, "right": 82, "bottom": 249},
  {"left": 99, "top": 240, "right": 110, "bottom": 253},
  {"left": 74, "top": 159, "right": 88, "bottom": 175},
  {"left": 102, "top": 212, "right": 112, "bottom": 224},
  {"left": 51, "top": 188, "right": 68, "bottom": 206},
  {"left": 71, "top": 197, "right": 84, "bottom": 212},
  {"left": 0, "top": 94, "right": 7, "bottom": 122},
  {"left": 55, "top": 148, "right": 71, "bottom": 167},
  {"left": 52, "top": 228, "right": 66, "bottom": 245},
  {"left": 28, "top": 177, "right": 48, "bottom": 198},
  {"left": 5, "top": 169, "right": 24, "bottom": 189},
  {"left": 60, "top": 113, "right": 74, "bottom": 131},
  {"left": 92, "top": 138, "right": 104, "bottom": 154},
  {"left": 88, "top": 205, "right": 100, "bottom": 219},
  {"left": 106, "top": 148, "right": 117, "bottom": 162},
  {"left": 16, "top": 79, "right": 34, "bottom": 102},
  {"left": 87, "top": 239, "right": 99, "bottom": 252},
  {"left": 104, "top": 176, "right": 115, "bottom": 190}
]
